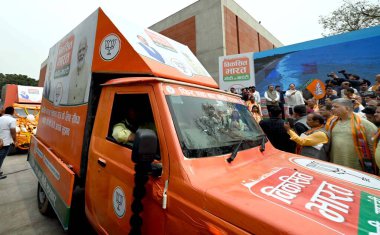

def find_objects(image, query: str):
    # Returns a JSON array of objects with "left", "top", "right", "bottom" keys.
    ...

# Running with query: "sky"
[{"left": 0, "top": 0, "right": 372, "bottom": 80}]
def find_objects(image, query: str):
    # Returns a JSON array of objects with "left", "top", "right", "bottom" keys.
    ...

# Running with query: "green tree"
[
  {"left": 0, "top": 73, "right": 38, "bottom": 98},
  {"left": 319, "top": 0, "right": 380, "bottom": 36}
]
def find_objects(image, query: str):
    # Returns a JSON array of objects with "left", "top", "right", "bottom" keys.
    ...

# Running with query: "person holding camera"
[
  {"left": 327, "top": 72, "right": 346, "bottom": 86},
  {"left": 338, "top": 70, "right": 372, "bottom": 91}
]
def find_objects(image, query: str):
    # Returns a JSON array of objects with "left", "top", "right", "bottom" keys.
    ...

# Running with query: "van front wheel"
[{"left": 37, "top": 183, "right": 54, "bottom": 217}]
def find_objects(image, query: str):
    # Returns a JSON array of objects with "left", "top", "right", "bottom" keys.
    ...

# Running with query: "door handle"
[{"left": 97, "top": 158, "right": 107, "bottom": 167}]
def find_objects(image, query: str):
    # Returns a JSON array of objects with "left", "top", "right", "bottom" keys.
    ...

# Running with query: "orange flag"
[{"left": 306, "top": 79, "right": 326, "bottom": 100}]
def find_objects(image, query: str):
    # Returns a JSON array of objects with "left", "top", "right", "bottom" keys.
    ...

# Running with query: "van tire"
[
  {"left": 68, "top": 187, "right": 96, "bottom": 235},
  {"left": 37, "top": 183, "right": 55, "bottom": 217}
]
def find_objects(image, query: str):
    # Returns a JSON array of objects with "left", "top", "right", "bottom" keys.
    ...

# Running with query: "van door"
[{"left": 86, "top": 85, "right": 169, "bottom": 234}]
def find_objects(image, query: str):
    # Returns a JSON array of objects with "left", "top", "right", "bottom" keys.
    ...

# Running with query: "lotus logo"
[
  {"left": 113, "top": 187, "right": 126, "bottom": 218},
  {"left": 100, "top": 34, "right": 121, "bottom": 61},
  {"left": 165, "top": 85, "right": 175, "bottom": 95}
]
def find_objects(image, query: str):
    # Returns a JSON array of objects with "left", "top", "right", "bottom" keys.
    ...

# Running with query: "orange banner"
[
  {"left": 29, "top": 136, "right": 75, "bottom": 206},
  {"left": 36, "top": 98, "right": 87, "bottom": 175},
  {"left": 54, "top": 35, "right": 75, "bottom": 78},
  {"left": 245, "top": 168, "right": 361, "bottom": 234}
]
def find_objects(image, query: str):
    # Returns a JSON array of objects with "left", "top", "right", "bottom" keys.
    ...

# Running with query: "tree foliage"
[
  {"left": 0, "top": 73, "right": 38, "bottom": 98},
  {"left": 319, "top": 0, "right": 380, "bottom": 36}
]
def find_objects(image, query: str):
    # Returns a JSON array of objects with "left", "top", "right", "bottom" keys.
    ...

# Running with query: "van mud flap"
[{"left": 28, "top": 135, "right": 75, "bottom": 230}]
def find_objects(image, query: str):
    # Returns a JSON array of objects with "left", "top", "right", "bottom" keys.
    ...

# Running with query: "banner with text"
[
  {"left": 219, "top": 52, "right": 255, "bottom": 93},
  {"left": 17, "top": 85, "right": 43, "bottom": 103}
]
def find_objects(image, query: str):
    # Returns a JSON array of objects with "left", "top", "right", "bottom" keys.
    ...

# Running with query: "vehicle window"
[
  {"left": 107, "top": 94, "right": 157, "bottom": 150},
  {"left": 14, "top": 108, "right": 39, "bottom": 118},
  {"left": 15, "top": 108, "right": 27, "bottom": 117},
  {"left": 166, "top": 95, "right": 266, "bottom": 158}
]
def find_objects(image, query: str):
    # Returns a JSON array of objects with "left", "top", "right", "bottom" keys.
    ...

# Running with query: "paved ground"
[{"left": 0, "top": 153, "right": 66, "bottom": 235}]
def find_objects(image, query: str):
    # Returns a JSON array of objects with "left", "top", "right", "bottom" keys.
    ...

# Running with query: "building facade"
[{"left": 150, "top": 0, "right": 283, "bottom": 82}]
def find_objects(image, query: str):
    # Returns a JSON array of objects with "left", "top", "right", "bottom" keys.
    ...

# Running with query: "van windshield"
[
  {"left": 15, "top": 108, "right": 39, "bottom": 117},
  {"left": 166, "top": 94, "right": 265, "bottom": 158}
]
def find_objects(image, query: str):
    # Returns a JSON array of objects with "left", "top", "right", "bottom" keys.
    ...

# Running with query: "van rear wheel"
[{"left": 37, "top": 183, "right": 54, "bottom": 217}]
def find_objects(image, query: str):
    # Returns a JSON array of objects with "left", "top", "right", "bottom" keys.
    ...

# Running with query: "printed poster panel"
[
  {"left": 253, "top": 26, "right": 380, "bottom": 95},
  {"left": 43, "top": 11, "right": 98, "bottom": 106},
  {"left": 29, "top": 136, "right": 75, "bottom": 230},
  {"left": 242, "top": 168, "right": 380, "bottom": 234},
  {"left": 37, "top": 10, "right": 98, "bottom": 175},
  {"left": 218, "top": 53, "right": 255, "bottom": 93},
  {"left": 17, "top": 85, "right": 43, "bottom": 103},
  {"left": 111, "top": 18, "right": 211, "bottom": 78}
]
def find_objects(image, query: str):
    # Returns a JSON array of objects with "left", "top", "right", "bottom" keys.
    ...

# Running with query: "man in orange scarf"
[
  {"left": 330, "top": 98, "right": 378, "bottom": 174},
  {"left": 372, "top": 105, "right": 380, "bottom": 173},
  {"left": 369, "top": 74, "right": 380, "bottom": 92}
]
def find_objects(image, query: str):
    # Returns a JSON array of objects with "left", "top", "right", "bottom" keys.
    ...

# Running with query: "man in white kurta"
[{"left": 285, "top": 84, "right": 304, "bottom": 113}]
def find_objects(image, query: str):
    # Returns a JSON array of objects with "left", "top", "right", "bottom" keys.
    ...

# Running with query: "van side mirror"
[{"left": 131, "top": 129, "right": 157, "bottom": 164}]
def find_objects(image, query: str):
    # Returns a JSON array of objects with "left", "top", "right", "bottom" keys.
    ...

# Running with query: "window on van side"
[{"left": 107, "top": 94, "right": 157, "bottom": 149}]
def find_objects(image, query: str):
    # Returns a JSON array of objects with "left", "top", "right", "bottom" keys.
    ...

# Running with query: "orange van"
[
  {"left": 28, "top": 8, "right": 380, "bottom": 235},
  {"left": 1, "top": 84, "right": 42, "bottom": 151}
]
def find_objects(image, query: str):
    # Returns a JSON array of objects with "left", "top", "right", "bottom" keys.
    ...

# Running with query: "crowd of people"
[{"left": 232, "top": 71, "right": 380, "bottom": 176}]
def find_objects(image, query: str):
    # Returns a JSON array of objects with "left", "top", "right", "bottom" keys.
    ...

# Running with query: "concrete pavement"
[{"left": 0, "top": 153, "right": 66, "bottom": 235}]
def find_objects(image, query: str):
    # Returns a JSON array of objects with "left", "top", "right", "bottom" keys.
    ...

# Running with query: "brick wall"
[
  {"left": 224, "top": 7, "right": 239, "bottom": 55},
  {"left": 259, "top": 34, "right": 274, "bottom": 51},
  {"left": 159, "top": 16, "right": 196, "bottom": 54},
  {"left": 224, "top": 6, "right": 275, "bottom": 55},
  {"left": 237, "top": 18, "right": 260, "bottom": 53}
]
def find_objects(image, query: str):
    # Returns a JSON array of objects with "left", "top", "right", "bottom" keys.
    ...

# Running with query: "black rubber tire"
[
  {"left": 37, "top": 183, "right": 55, "bottom": 217},
  {"left": 68, "top": 186, "right": 96, "bottom": 235}
]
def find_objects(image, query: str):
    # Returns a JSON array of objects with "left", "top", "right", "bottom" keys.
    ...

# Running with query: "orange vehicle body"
[{"left": 28, "top": 8, "right": 380, "bottom": 235}]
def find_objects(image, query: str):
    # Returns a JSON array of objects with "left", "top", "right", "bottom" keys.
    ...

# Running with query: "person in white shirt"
[
  {"left": 0, "top": 107, "right": 16, "bottom": 180},
  {"left": 251, "top": 86, "right": 261, "bottom": 103},
  {"left": 264, "top": 85, "right": 280, "bottom": 112},
  {"left": 285, "top": 83, "right": 305, "bottom": 115}
]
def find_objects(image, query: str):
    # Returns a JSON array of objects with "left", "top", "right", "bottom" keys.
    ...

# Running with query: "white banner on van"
[
  {"left": 113, "top": 18, "right": 210, "bottom": 78},
  {"left": 18, "top": 85, "right": 43, "bottom": 103}
]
